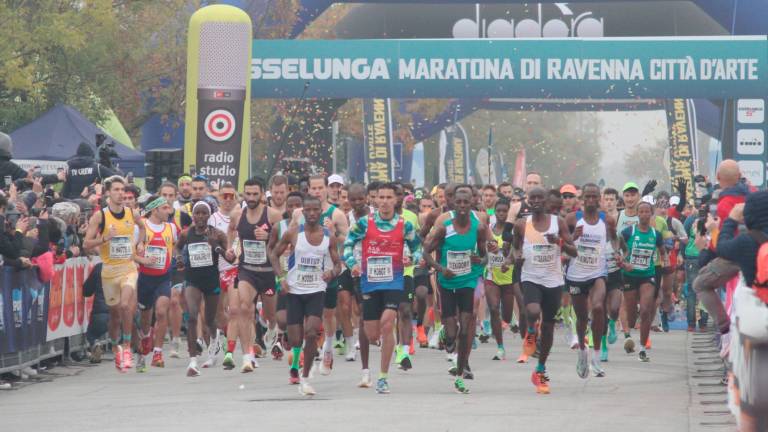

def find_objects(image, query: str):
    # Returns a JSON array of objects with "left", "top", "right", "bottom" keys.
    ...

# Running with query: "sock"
[
  {"left": 110, "top": 337, "right": 120, "bottom": 346},
  {"left": 291, "top": 347, "right": 301, "bottom": 369},
  {"left": 416, "top": 318, "right": 423, "bottom": 327},
  {"left": 528, "top": 326, "right": 535, "bottom": 335},
  {"left": 154, "top": 347, "right": 163, "bottom": 353},
  {"left": 402, "top": 345, "right": 410, "bottom": 356},
  {"left": 535, "top": 362, "right": 546, "bottom": 373},
  {"left": 601, "top": 335, "right": 607, "bottom": 348},
  {"left": 227, "top": 340, "right": 236, "bottom": 354},
  {"left": 609, "top": 319, "right": 616, "bottom": 330},
  {"left": 379, "top": 372, "right": 388, "bottom": 380},
  {"left": 190, "top": 356, "right": 198, "bottom": 366},
  {"left": 322, "top": 336, "right": 334, "bottom": 353},
  {"left": 497, "top": 343, "right": 504, "bottom": 349},
  {"left": 640, "top": 346, "right": 646, "bottom": 353},
  {"left": 122, "top": 333, "right": 131, "bottom": 344},
  {"left": 345, "top": 336, "right": 354, "bottom": 350},
  {"left": 362, "top": 368, "right": 369, "bottom": 374}
]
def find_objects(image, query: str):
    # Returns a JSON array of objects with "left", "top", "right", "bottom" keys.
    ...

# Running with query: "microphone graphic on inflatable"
[{"left": 185, "top": 5, "right": 252, "bottom": 189}]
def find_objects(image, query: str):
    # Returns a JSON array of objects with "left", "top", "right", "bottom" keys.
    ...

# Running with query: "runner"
[
  {"left": 485, "top": 198, "right": 527, "bottom": 362},
  {"left": 565, "top": 184, "right": 612, "bottom": 378},
  {"left": 512, "top": 187, "right": 577, "bottom": 394},
  {"left": 395, "top": 182, "right": 420, "bottom": 371},
  {"left": 177, "top": 201, "right": 234, "bottom": 376},
  {"left": 270, "top": 195, "right": 342, "bottom": 395},
  {"left": 226, "top": 177, "right": 282, "bottom": 373},
  {"left": 601, "top": 188, "right": 620, "bottom": 222},
  {"left": 269, "top": 174, "right": 289, "bottom": 215},
  {"left": 617, "top": 182, "right": 641, "bottom": 351},
  {"left": 423, "top": 187, "right": 489, "bottom": 394},
  {"left": 208, "top": 182, "right": 238, "bottom": 368},
  {"left": 600, "top": 214, "right": 627, "bottom": 362},
  {"left": 621, "top": 201, "right": 666, "bottom": 362},
  {"left": 135, "top": 197, "right": 178, "bottom": 372},
  {"left": 83, "top": 175, "right": 145, "bottom": 372},
  {"left": 327, "top": 174, "right": 344, "bottom": 207},
  {"left": 343, "top": 182, "right": 420, "bottom": 394},
  {"left": 175, "top": 175, "right": 193, "bottom": 210}
]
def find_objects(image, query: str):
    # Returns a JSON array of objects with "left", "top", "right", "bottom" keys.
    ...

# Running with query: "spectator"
[
  {"left": 0, "top": 195, "right": 32, "bottom": 269},
  {"left": 51, "top": 201, "right": 83, "bottom": 259},
  {"left": 60, "top": 142, "right": 117, "bottom": 199},
  {"left": 0, "top": 132, "right": 64, "bottom": 191}
]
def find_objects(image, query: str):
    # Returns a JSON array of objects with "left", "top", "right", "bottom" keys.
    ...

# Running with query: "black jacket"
[{"left": 61, "top": 143, "right": 117, "bottom": 199}]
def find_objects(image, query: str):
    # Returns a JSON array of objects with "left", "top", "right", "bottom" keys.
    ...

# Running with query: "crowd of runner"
[{"left": 64, "top": 165, "right": 766, "bottom": 417}]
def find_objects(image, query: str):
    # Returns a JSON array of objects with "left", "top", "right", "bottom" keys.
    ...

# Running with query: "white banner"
[{"left": 46, "top": 257, "right": 97, "bottom": 342}]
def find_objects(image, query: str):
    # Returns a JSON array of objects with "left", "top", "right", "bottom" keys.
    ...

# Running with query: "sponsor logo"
[
  {"left": 737, "top": 99, "right": 765, "bottom": 124},
  {"left": 737, "top": 129, "right": 765, "bottom": 155},
  {"left": 737, "top": 160, "right": 766, "bottom": 186},
  {"left": 452, "top": 3, "right": 604, "bottom": 39}
]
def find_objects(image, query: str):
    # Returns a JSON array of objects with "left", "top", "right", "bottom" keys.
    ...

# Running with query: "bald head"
[{"left": 717, "top": 159, "right": 741, "bottom": 188}]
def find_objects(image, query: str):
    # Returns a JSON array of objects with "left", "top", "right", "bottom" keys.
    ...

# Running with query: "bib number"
[
  {"left": 189, "top": 242, "right": 214, "bottom": 268},
  {"left": 531, "top": 244, "right": 556, "bottom": 267},
  {"left": 145, "top": 246, "right": 167, "bottom": 269},
  {"left": 629, "top": 248, "right": 652, "bottom": 270},
  {"left": 488, "top": 252, "right": 505, "bottom": 269},
  {"left": 296, "top": 254, "right": 323, "bottom": 288},
  {"left": 243, "top": 240, "right": 267, "bottom": 265},
  {"left": 109, "top": 236, "right": 132, "bottom": 260},
  {"left": 446, "top": 250, "right": 471, "bottom": 276},
  {"left": 367, "top": 256, "right": 394, "bottom": 283},
  {"left": 576, "top": 245, "right": 601, "bottom": 269}
]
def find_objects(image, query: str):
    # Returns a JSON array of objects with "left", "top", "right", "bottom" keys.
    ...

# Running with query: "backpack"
[{"left": 748, "top": 230, "right": 768, "bottom": 304}]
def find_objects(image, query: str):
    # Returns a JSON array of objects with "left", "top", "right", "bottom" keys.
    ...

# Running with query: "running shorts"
[
  {"left": 439, "top": 286, "right": 475, "bottom": 318},
  {"left": 137, "top": 272, "right": 172, "bottom": 310},
  {"left": 237, "top": 268, "right": 276, "bottom": 296},
  {"left": 362, "top": 289, "right": 402, "bottom": 321},
  {"left": 101, "top": 264, "right": 138, "bottom": 307},
  {"left": 566, "top": 277, "right": 606, "bottom": 296},
  {"left": 622, "top": 274, "right": 656, "bottom": 292},
  {"left": 522, "top": 281, "right": 562, "bottom": 322},
  {"left": 286, "top": 291, "right": 325, "bottom": 326}
]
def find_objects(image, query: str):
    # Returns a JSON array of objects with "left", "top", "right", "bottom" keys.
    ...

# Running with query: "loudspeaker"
[{"left": 145, "top": 149, "right": 183, "bottom": 192}]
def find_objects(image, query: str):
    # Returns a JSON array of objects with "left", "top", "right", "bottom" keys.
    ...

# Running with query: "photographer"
[
  {"left": 0, "top": 132, "right": 64, "bottom": 191},
  {"left": 61, "top": 142, "right": 118, "bottom": 200}
]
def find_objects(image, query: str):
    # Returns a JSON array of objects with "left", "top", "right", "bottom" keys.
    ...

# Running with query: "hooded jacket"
[
  {"left": 717, "top": 191, "right": 768, "bottom": 285},
  {"left": 0, "top": 132, "right": 30, "bottom": 189},
  {"left": 61, "top": 143, "right": 117, "bottom": 199}
]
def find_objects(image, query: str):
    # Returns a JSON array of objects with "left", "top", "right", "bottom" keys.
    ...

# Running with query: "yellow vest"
[{"left": 100, "top": 207, "right": 136, "bottom": 266}]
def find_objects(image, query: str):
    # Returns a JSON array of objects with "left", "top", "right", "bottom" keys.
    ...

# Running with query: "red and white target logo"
[{"left": 204, "top": 109, "right": 236, "bottom": 142}]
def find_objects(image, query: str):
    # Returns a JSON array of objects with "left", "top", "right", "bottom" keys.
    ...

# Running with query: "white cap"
[
  {"left": 669, "top": 196, "right": 680, "bottom": 206},
  {"left": 327, "top": 174, "right": 344, "bottom": 186},
  {"left": 641, "top": 195, "right": 655, "bottom": 205}
]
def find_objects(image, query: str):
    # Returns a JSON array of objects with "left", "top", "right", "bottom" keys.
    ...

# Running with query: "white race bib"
[
  {"left": 488, "top": 252, "right": 505, "bottom": 269},
  {"left": 109, "top": 236, "right": 132, "bottom": 260},
  {"left": 629, "top": 248, "right": 652, "bottom": 270},
  {"left": 243, "top": 240, "right": 267, "bottom": 265},
  {"left": 189, "top": 242, "right": 214, "bottom": 268},
  {"left": 576, "top": 244, "right": 601, "bottom": 269},
  {"left": 145, "top": 246, "right": 167, "bottom": 269},
  {"left": 296, "top": 254, "right": 323, "bottom": 288},
  {"left": 367, "top": 256, "right": 394, "bottom": 283},
  {"left": 446, "top": 250, "right": 472, "bottom": 276},
  {"left": 531, "top": 244, "right": 556, "bottom": 267}
]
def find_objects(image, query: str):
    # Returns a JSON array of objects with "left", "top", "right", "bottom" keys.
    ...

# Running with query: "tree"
[{"left": 623, "top": 137, "right": 670, "bottom": 190}]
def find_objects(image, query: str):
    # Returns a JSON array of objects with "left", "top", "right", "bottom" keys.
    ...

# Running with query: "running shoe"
[
  {"left": 400, "top": 355, "right": 413, "bottom": 371},
  {"left": 719, "top": 333, "right": 731, "bottom": 360},
  {"left": 591, "top": 354, "right": 606, "bottom": 377},
  {"left": 122, "top": 347, "right": 133, "bottom": 370},
  {"left": 272, "top": 341, "right": 285, "bottom": 361},
  {"left": 600, "top": 343, "right": 608, "bottom": 363},
  {"left": 607, "top": 320, "right": 618, "bottom": 345},
  {"left": 472, "top": 336, "right": 480, "bottom": 349},
  {"left": 438, "top": 326, "right": 446, "bottom": 349},
  {"left": 202, "top": 339, "right": 221, "bottom": 368},
  {"left": 492, "top": 347, "right": 506, "bottom": 360},
  {"left": 358, "top": 370, "right": 372, "bottom": 388},
  {"left": 661, "top": 312, "right": 670, "bottom": 333},
  {"left": 196, "top": 338, "right": 205, "bottom": 354},
  {"left": 576, "top": 349, "right": 589, "bottom": 379},
  {"left": 428, "top": 325, "right": 442, "bottom": 349},
  {"left": 517, "top": 353, "right": 529, "bottom": 363},
  {"left": 409, "top": 343, "right": 415, "bottom": 356},
  {"left": 375, "top": 378, "right": 390, "bottom": 394},
  {"left": 241, "top": 354, "right": 255, "bottom": 373},
  {"left": 222, "top": 352, "right": 235, "bottom": 370},
  {"left": 531, "top": 370, "right": 550, "bottom": 394},
  {"left": 113, "top": 348, "right": 123, "bottom": 372},
  {"left": 570, "top": 334, "right": 580, "bottom": 350},
  {"left": 136, "top": 355, "right": 147, "bottom": 373},
  {"left": 639, "top": 350, "right": 650, "bottom": 362},
  {"left": 151, "top": 351, "right": 165, "bottom": 368},
  {"left": 523, "top": 330, "right": 537, "bottom": 356},
  {"left": 417, "top": 326, "right": 428, "bottom": 347},
  {"left": 448, "top": 362, "right": 458, "bottom": 376},
  {"left": 298, "top": 380, "right": 316, "bottom": 396},
  {"left": 320, "top": 351, "right": 333, "bottom": 375},
  {"left": 264, "top": 326, "right": 278, "bottom": 351},
  {"left": 187, "top": 360, "right": 201, "bottom": 377},
  {"left": 454, "top": 377, "right": 470, "bottom": 394},
  {"left": 344, "top": 347, "right": 357, "bottom": 362},
  {"left": 624, "top": 337, "right": 636, "bottom": 354},
  {"left": 510, "top": 323, "right": 519, "bottom": 334},
  {"left": 395, "top": 346, "right": 404, "bottom": 365},
  {"left": 169, "top": 339, "right": 181, "bottom": 359},
  {"left": 90, "top": 344, "right": 103, "bottom": 364},
  {"left": 289, "top": 367, "right": 300, "bottom": 385},
  {"left": 463, "top": 365, "right": 474, "bottom": 380},
  {"left": 482, "top": 319, "right": 491, "bottom": 336}
]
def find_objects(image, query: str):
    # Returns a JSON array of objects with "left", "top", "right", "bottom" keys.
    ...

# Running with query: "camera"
[{"left": 96, "top": 133, "right": 119, "bottom": 170}]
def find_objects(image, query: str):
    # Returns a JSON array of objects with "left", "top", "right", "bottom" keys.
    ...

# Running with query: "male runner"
[
  {"left": 225, "top": 177, "right": 282, "bottom": 372},
  {"left": 175, "top": 175, "right": 193, "bottom": 210},
  {"left": 423, "top": 188, "right": 488, "bottom": 394},
  {"left": 498, "top": 182, "right": 514, "bottom": 200},
  {"left": 366, "top": 181, "right": 380, "bottom": 208},
  {"left": 395, "top": 182, "right": 421, "bottom": 370},
  {"left": 512, "top": 187, "right": 577, "bottom": 394},
  {"left": 621, "top": 201, "right": 666, "bottom": 362},
  {"left": 482, "top": 185, "right": 498, "bottom": 216},
  {"left": 269, "top": 174, "right": 289, "bottom": 215},
  {"left": 601, "top": 188, "right": 620, "bottom": 221},
  {"left": 84, "top": 175, "right": 145, "bottom": 372},
  {"left": 270, "top": 196, "right": 342, "bottom": 395},
  {"left": 617, "top": 182, "right": 641, "bottom": 349},
  {"left": 327, "top": 174, "right": 344, "bottom": 207},
  {"left": 135, "top": 197, "right": 177, "bottom": 372},
  {"left": 565, "top": 184, "right": 612, "bottom": 378},
  {"left": 600, "top": 215, "right": 627, "bottom": 362},
  {"left": 177, "top": 201, "right": 233, "bottom": 376},
  {"left": 344, "top": 182, "right": 420, "bottom": 394}
]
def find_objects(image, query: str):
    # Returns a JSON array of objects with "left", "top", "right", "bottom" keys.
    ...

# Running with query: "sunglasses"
[
  {"left": 562, "top": 194, "right": 576, "bottom": 199},
  {"left": 222, "top": 193, "right": 235, "bottom": 200}
]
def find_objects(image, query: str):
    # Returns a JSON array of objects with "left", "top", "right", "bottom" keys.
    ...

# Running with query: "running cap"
[
  {"left": 327, "top": 174, "right": 344, "bottom": 186},
  {"left": 641, "top": 195, "right": 655, "bottom": 205},
  {"left": 669, "top": 196, "right": 680, "bottom": 206},
  {"left": 560, "top": 184, "right": 577, "bottom": 195},
  {"left": 622, "top": 182, "right": 640, "bottom": 192}
]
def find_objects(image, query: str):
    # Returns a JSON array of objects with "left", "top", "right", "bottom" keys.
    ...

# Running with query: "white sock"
[
  {"left": 323, "top": 336, "right": 334, "bottom": 353},
  {"left": 362, "top": 368, "right": 369, "bottom": 374},
  {"left": 402, "top": 344, "right": 410, "bottom": 355},
  {"left": 640, "top": 346, "right": 646, "bottom": 353},
  {"left": 154, "top": 347, "right": 162, "bottom": 353},
  {"left": 190, "top": 356, "right": 198, "bottom": 367},
  {"left": 345, "top": 336, "right": 354, "bottom": 349}
]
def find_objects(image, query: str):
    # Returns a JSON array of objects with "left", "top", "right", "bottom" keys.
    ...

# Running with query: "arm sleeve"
[
  {"left": 342, "top": 217, "right": 367, "bottom": 269},
  {"left": 405, "top": 221, "right": 422, "bottom": 264}
]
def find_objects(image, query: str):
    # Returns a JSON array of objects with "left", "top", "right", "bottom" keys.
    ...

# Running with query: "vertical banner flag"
[
  {"left": 733, "top": 98, "right": 767, "bottom": 188},
  {"left": 363, "top": 98, "right": 394, "bottom": 182},
  {"left": 665, "top": 99, "right": 698, "bottom": 198},
  {"left": 512, "top": 148, "right": 527, "bottom": 188},
  {"left": 412, "top": 142, "right": 425, "bottom": 188},
  {"left": 444, "top": 123, "right": 469, "bottom": 184},
  {"left": 438, "top": 130, "right": 448, "bottom": 183}
]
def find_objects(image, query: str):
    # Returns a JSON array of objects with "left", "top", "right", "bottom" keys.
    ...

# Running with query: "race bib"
[
  {"left": 576, "top": 244, "right": 601, "bottom": 269},
  {"left": 243, "top": 240, "right": 267, "bottom": 265},
  {"left": 488, "top": 252, "right": 505, "bottom": 269},
  {"left": 446, "top": 250, "right": 472, "bottom": 276},
  {"left": 629, "top": 248, "right": 653, "bottom": 270},
  {"left": 145, "top": 246, "right": 167, "bottom": 269},
  {"left": 109, "top": 236, "right": 132, "bottom": 260},
  {"left": 531, "top": 244, "right": 556, "bottom": 267},
  {"left": 189, "top": 242, "right": 214, "bottom": 268},
  {"left": 367, "top": 256, "right": 394, "bottom": 283},
  {"left": 296, "top": 254, "right": 323, "bottom": 288}
]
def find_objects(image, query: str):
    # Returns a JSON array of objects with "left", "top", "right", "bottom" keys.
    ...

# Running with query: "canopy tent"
[
  {"left": 97, "top": 109, "right": 134, "bottom": 149},
  {"left": 10, "top": 105, "right": 145, "bottom": 176}
]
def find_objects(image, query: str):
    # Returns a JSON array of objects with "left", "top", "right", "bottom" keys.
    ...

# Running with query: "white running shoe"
[
  {"left": 591, "top": 354, "right": 606, "bottom": 377},
  {"left": 298, "top": 379, "right": 316, "bottom": 396},
  {"left": 187, "top": 359, "right": 200, "bottom": 377},
  {"left": 263, "top": 326, "right": 278, "bottom": 351},
  {"left": 358, "top": 370, "right": 372, "bottom": 388},
  {"left": 570, "top": 334, "right": 580, "bottom": 350},
  {"left": 576, "top": 349, "right": 589, "bottom": 379},
  {"left": 428, "top": 326, "right": 442, "bottom": 349},
  {"left": 320, "top": 351, "right": 333, "bottom": 375},
  {"left": 241, "top": 355, "right": 256, "bottom": 373},
  {"left": 345, "top": 349, "right": 357, "bottom": 362},
  {"left": 169, "top": 339, "right": 181, "bottom": 359}
]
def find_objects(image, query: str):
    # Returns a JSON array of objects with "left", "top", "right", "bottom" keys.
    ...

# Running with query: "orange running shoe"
[
  {"left": 531, "top": 370, "right": 550, "bottom": 394},
  {"left": 151, "top": 351, "right": 165, "bottom": 368},
  {"left": 122, "top": 347, "right": 133, "bottom": 370},
  {"left": 417, "top": 326, "right": 428, "bottom": 347},
  {"left": 517, "top": 353, "right": 529, "bottom": 363},
  {"left": 645, "top": 338, "right": 652, "bottom": 350},
  {"left": 523, "top": 330, "right": 537, "bottom": 356}
]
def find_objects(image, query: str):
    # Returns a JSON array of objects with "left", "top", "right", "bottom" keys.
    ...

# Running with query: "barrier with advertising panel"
[{"left": 46, "top": 257, "right": 96, "bottom": 342}]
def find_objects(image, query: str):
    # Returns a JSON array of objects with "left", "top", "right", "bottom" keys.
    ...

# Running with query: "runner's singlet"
[
  {"left": 438, "top": 212, "right": 481, "bottom": 290},
  {"left": 521, "top": 214, "right": 563, "bottom": 288},
  {"left": 361, "top": 214, "right": 405, "bottom": 294},
  {"left": 287, "top": 225, "right": 331, "bottom": 295},
  {"left": 237, "top": 206, "right": 272, "bottom": 272},
  {"left": 566, "top": 216, "right": 608, "bottom": 282}
]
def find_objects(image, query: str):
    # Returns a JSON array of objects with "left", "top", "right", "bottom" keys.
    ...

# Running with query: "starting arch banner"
[{"left": 250, "top": 36, "right": 767, "bottom": 99}]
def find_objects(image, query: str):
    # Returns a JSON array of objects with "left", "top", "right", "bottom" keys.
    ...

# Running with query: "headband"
[
  {"left": 193, "top": 200, "right": 211, "bottom": 213},
  {"left": 144, "top": 197, "right": 167, "bottom": 214}
]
